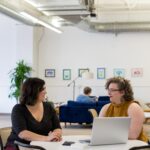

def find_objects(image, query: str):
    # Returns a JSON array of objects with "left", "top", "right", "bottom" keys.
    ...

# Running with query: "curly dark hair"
[
  {"left": 19, "top": 77, "right": 45, "bottom": 105},
  {"left": 105, "top": 77, "right": 134, "bottom": 101},
  {"left": 83, "top": 86, "right": 92, "bottom": 95}
]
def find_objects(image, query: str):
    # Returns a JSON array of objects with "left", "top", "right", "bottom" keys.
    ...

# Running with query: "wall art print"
[
  {"left": 113, "top": 68, "right": 125, "bottom": 77},
  {"left": 78, "top": 68, "right": 89, "bottom": 77},
  {"left": 131, "top": 68, "right": 143, "bottom": 77},
  {"left": 97, "top": 68, "right": 105, "bottom": 79},
  {"left": 63, "top": 69, "right": 71, "bottom": 80},
  {"left": 45, "top": 69, "right": 55, "bottom": 77}
]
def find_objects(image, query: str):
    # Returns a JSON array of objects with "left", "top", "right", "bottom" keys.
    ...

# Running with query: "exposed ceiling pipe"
[
  {"left": 94, "top": 22, "right": 150, "bottom": 32},
  {"left": 0, "top": 0, "right": 62, "bottom": 33},
  {"left": 80, "top": 0, "right": 150, "bottom": 32},
  {"left": 0, "top": 4, "right": 35, "bottom": 25}
]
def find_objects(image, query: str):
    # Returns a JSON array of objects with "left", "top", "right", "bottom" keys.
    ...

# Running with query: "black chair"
[
  {"left": 0, "top": 135, "right": 3, "bottom": 150},
  {"left": 14, "top": 140, "right": 46, "bottom": 150},
  {"left": 129, "top": 145, "right": 150, "bottom": 150}
]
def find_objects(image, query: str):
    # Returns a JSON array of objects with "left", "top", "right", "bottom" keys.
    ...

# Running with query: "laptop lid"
[{"left": 90, "top": 117, "right": 131, "bottom": 146}]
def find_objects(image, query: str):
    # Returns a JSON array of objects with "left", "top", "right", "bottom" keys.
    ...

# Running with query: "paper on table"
[{"left": 70, "top": 142, "right": 87, "bottom": 150}]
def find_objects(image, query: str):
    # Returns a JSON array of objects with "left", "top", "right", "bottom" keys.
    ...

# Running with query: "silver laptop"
[{"left": 85, "top": 117, "right": 131, "bottom": 146}]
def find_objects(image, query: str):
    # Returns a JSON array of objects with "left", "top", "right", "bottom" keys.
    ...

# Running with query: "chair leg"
[
  {"left": 65, "top": 122, "right": 66, "bottom": 128},
  {"left": 0, "top": 135, "right": 3, "bottom": 150}
]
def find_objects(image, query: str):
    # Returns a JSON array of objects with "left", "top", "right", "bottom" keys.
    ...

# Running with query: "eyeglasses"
[{"left": 107, "top": 89, "right": 120, "bottom": 93}]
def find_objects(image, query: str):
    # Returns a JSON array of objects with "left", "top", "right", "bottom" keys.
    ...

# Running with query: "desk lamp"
[{"left": 67, "top": 70, "right": 93, "bottom": 100}]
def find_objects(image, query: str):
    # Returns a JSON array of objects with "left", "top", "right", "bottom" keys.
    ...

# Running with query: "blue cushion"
[
  {"left": 98, "top": 96, "right": 110, "bottom": 101},
  {"left": 98, "top": 100, "right": 110, "bottom": 106},
  {"left": 67, "top": 100, "right": 96, "bottom": 107}
]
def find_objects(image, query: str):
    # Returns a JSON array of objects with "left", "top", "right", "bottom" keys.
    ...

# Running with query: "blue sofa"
[{"left": 59, "top": 97, "right": 110, "bottom": 127}]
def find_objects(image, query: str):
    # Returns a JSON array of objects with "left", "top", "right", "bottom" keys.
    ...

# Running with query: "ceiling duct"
[
  {"left": 0, "top": 4, "right": 35, "bottom": 25},
  {"left": 0, "top": 0, "right": 62, "bottom": 33},
  {"left": 80, "top": 0, "right": 150, "bottom": 32},
  {"left": 80, "top": 0, "right": 94, "bottom": 11},
  {"left": 94, "top": 22, "right": 150, "bottom": 32},
  {"left": 1, "top": 0, "right": 150, "bottom": 32}
]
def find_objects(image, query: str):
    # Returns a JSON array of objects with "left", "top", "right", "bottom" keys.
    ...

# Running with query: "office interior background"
[{"left": 1, "top": 0, "right": 150, "bottom": 113}]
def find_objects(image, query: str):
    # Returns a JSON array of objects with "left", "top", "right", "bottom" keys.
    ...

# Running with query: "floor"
[
  {"left": 0, "top": 114, "right": 11, "bottom": 128},
  {"left": 0, "top": 114, "right": 92, "bottom": 135},
  {"left": 0, "top": 114, "right": 149, "bottom": 139}
]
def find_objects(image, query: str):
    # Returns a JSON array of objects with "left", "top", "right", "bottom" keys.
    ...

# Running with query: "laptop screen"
[{"left": 90, "top": 117, "right": 131, "bottom": 145}]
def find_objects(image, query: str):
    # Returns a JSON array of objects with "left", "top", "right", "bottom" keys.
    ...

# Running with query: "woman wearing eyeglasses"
[
  {"left": 99, "top": 77, "right": 149, "bottom": 143},
  {"left": 5, "top": 77, "right": 62, "bottom": 150}
]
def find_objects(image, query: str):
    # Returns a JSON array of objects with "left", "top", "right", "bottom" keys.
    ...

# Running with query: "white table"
[{"left": 31, "top": 135, "right": 147, "bottom": 150}]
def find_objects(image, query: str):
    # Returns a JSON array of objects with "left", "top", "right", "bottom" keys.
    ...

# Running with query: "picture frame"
[
  {"left": 78, "top": 68, "right": 89, "bottom": 77},
  {"left": 63, "top": 69, "right": 71, "bottom": 80},
  {"left": 131, "top": 68, "right": 143, "bottom": 77},
  {"left": 113, "top": 68, "right": 125, "bottom": 77},
  {"left": 45, "top": 69, "right": 55, "bottom": 77},
  {"left": 97, "top": 68, "right": 105, "bottom": 79}
]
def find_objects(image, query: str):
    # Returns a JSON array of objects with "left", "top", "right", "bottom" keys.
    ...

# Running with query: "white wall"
[
  {"left": 38, "top": 27, "right": 150, "bottom": 103},
  {"left": 0, "top": 14, "right": 33, "bottom": 113},
  {"left": 1, "top": 12, "right": 150, "bottom": 113}
]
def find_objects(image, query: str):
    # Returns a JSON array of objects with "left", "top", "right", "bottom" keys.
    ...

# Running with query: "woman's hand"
[{"left": 48, "top": 129, "right": 62, "bottom": 142}]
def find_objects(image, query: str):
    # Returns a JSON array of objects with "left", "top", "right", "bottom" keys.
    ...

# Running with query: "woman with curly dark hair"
[{"left": 99, "top": 77, "right": 148, "bottom": 143}]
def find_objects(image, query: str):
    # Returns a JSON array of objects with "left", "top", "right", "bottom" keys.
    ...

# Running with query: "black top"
[{"left": 7, "top": 102, "right": 61, "bottom": 145}]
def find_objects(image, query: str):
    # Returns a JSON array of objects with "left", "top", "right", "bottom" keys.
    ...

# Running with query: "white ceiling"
[{"left": 1, "top": 0, "right": 150, "bottom": 32}]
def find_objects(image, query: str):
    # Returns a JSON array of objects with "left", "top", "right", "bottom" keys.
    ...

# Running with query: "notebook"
[{"left": 82, "top": 117, "right": 131, "bottom": 146}]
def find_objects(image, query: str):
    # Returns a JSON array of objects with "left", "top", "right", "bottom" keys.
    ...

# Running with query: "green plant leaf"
[{"left": 8, "top": 60, "right": 32, "bottom": 102}]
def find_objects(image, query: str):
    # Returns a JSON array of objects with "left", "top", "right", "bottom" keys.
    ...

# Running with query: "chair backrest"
[
  {"left": 0, "top": 127, "right": 11, "bottom": 150},
  {"left": 88, "top": 109, "right": 98, "bottom": 119},
  {"left": 129, "top": 145, "right": 150, "bottom": 150},
  {"left": 14, "top": 141, "right": 46, "bottom": 150}
]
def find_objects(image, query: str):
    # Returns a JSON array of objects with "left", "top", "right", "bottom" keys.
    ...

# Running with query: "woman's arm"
[
  {"left": 99, "top": 103, "right": 110, "bottom": 117},
  {"left": 19, "top": 129, "right": 62, "bottom": 142},
  {"left": 128, "top": 103, "right": 145, "bottom": 139},
  {"left": 18, "top": 130, "right": 48, "bottom": 141}
]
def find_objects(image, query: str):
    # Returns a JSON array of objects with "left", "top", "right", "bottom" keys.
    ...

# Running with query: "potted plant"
[{"left": 9, "top": 60, "right": 32, "bottom": 103}]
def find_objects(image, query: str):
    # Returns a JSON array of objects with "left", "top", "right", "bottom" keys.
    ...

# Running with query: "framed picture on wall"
[
  {"left": 97, "top": 68, "right": 105, "bottom": 79},
  {"left": 45, "top": 69, "right": 55, "bottom": 77},
  {"left": 131, "top": 68, "right": 143, "bottom": 77},
  {"left": 78, "top": 68, "right": 89, "bottom": 77},
  {"left": 63, "top": 69, "right": 71, "bottom": 80},
  {"left": 113, "top": 68, "right": 125, "bottom": 77}
]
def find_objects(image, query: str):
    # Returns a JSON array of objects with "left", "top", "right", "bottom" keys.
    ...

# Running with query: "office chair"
[
  {"left": 0, "top": 135, "right": 3, "bottom": 150},
  {"left": 0, "top": 127, "right": 11, "bottom": 150},
  {"left": 14, "top": 140, "right": 46, "bottom": 150},
  {"left": 129, "top": 145, "right": 150, "bottom": 150}
]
